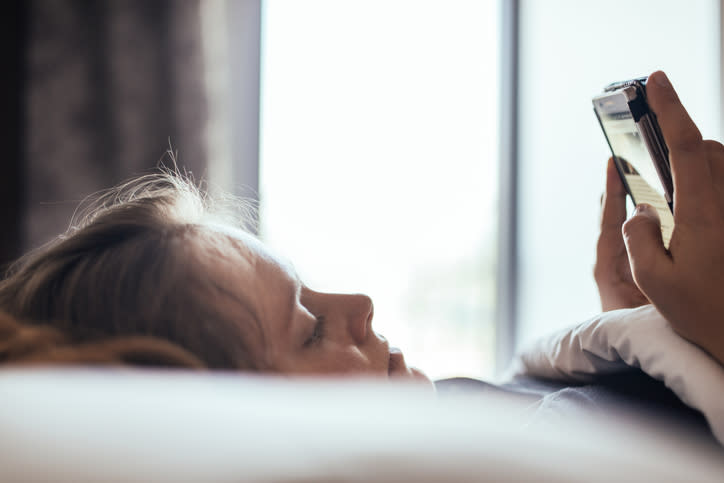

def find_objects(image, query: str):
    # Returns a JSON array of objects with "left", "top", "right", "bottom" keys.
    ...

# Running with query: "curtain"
[{"left": 24, "top": 0, "right": 208, "bottom": 250}]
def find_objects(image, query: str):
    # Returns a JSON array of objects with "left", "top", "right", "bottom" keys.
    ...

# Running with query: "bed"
[
  {"left": 0, "top": 367, "right": 722, "bottom": 482},
  {"left": 1, "top": 305, "right": 723, "bottom": 482}
]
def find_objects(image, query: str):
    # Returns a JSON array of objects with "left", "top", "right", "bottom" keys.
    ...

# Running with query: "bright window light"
[{"left": 259, "top": 0, "right": 500, "bottom": 379}]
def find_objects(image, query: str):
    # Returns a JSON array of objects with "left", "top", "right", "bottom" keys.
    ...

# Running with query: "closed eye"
[{"left": 303, "top": 315, "right": 326, "bottom": 347}]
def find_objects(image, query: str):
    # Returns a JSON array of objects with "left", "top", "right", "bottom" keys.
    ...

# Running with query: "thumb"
[{"left": 622, "top": 204, "right": 671, "bottom": 294}]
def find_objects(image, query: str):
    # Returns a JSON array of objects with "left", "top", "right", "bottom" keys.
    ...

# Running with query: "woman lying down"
[
  {"left": 0, "top": 165, "right": 719, "bottom": 444},
  {"left": 2, "top": 72, "right": 724, "bottom": 446}
]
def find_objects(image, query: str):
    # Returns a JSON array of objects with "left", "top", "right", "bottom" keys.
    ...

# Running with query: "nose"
[{"left": 342, "top": 294, "right": 373, "bottom": 345}]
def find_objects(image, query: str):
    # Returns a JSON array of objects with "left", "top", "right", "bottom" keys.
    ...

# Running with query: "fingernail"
[
  {"left": 635, "top": 204, "right": 652, "bottom": 215},
  {"left": 652, "top": 71, "right": 670, "bottom": 88}
]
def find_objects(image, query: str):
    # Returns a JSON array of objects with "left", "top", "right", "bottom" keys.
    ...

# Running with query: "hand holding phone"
[
  {"left": 593, "top": 77, "right": 675, "bottom": 248},
  {"left": 614, "top": 71, "right": 724, "bottom": 367}
]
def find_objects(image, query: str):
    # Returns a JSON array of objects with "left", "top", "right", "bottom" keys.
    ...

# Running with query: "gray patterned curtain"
[{"left": 24, "top": 0, "right": 208, "bottom": 249}]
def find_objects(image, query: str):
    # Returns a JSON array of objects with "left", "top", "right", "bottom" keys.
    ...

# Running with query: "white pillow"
[{"left": 509, "top": 305, "right": 724, "bottom": 445}]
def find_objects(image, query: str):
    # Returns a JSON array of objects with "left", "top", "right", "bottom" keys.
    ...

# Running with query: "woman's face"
[{"left": 207, "top": 226, "right": 431, "bottom": 385}]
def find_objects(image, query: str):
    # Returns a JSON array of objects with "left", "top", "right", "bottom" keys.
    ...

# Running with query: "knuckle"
[
  {"left": 621, "top": 216, "right": 642, "bottom": 238},
  {"left": 704, "top": 139, "right": 724, "bottom": 154},
  {"left": 593, "top": 261, "right": 603, "bottom": 282},
  {"left": 671, "top": 131, "right": 704, "bottom": 154},
  {"left": 592, "top": 263, "right": 607, "bottom": 284},
  {"left": 622, "top": 208, "right": 659, "bottom": 236}
]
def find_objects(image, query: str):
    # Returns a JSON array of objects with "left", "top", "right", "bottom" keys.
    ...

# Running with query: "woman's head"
[
  {"left": 208, "top": 223, "right": 428, "bottom": 382},
  {"left": 0, "top": 170, "right": 429, "bottom": 383},
  {"left": 0, "top": 172, "right": 263, "bottom": 370}
]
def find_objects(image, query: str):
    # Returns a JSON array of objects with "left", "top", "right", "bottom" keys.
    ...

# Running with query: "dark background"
[
  {"left": 0, "top": 0, "right": 208, "bottom": 269},
  {"left": 1, "top": 1, "right": 27, "bottom": 269}
]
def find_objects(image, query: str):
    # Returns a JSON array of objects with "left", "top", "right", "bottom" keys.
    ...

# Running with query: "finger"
[
  {"left": 622, "top": 203, "right": 672, "bottom": 297},
  {"left": 646, "top": 71, "right": 703, "bottom": 155},
  {"left": 601, "top": 157, "right": 627, "bottom": 230},
  {"left": 704, "top": 139, "right": 724, "bottom": 184},
  {"left": 705, "top": 140, "right": 724, "bottom": 207},
  {"left": 646, "top": 71, "right": 708, "bottom": 202}
]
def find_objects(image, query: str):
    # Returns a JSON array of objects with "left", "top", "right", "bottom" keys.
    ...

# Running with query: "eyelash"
[{"left": 304, "top": 315, "right": 326, "bottom": 347}]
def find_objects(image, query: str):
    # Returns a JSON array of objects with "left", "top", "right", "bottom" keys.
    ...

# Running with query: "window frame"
[{"left": 495, "top": 0, "right": 519, "bottom": 372}]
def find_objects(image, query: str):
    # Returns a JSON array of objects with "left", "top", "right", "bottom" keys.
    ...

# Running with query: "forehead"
[
  {"left": 203, "top": 224, "right": 297, "bottom": 336},
  {"left": 206, "top": 224, "right": 296, "bottom": 282}
]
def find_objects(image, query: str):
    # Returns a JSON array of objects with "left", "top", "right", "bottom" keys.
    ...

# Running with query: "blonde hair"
[
  {"left": 0, "top": 169, "right": 264, "bottom": 370},
  {"left": 0, "top": 310, "right": 205, "bottom": 368}
]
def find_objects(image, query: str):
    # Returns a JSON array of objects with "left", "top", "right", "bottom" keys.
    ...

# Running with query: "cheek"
[
  {"left": 334, "top": 348, "right": 386, "bottom": 374},
  {"left": 286, "top": 345, "right": 388, "bottom": 376}
]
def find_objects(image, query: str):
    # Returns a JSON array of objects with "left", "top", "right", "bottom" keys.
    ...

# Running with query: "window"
[
  {"left": 516, "top": 0, "right": 721, "bottom": 348},
  {"left": 208, "top": 0, "right": 720, "bottom": 377},
  {"left": 258, "top": 0, "right": 501, "bottom": 379}
]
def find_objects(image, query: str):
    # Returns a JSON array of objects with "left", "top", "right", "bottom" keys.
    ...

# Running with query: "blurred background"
[{"left": 1, "top": 0, "right": 721, "bottom": 379}]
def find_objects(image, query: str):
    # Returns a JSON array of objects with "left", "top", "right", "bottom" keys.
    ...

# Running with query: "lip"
[{"left": 388, "top": 346, "right": 404, "bottom": 375}]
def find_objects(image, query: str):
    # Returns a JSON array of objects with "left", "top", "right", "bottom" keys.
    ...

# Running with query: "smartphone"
[{"left": 592, "top": 77, "right": 674, "bottom": 248}]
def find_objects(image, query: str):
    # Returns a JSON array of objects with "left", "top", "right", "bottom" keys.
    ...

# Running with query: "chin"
[
  {"left": 387, "top": 347, "right": 433, "bottom": 387},
  {"left": 389, "top": 365, "right": 434, "bottom": 391},
  {"left": 410, "top": 367, "right": 434, "bottom": 388}
]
